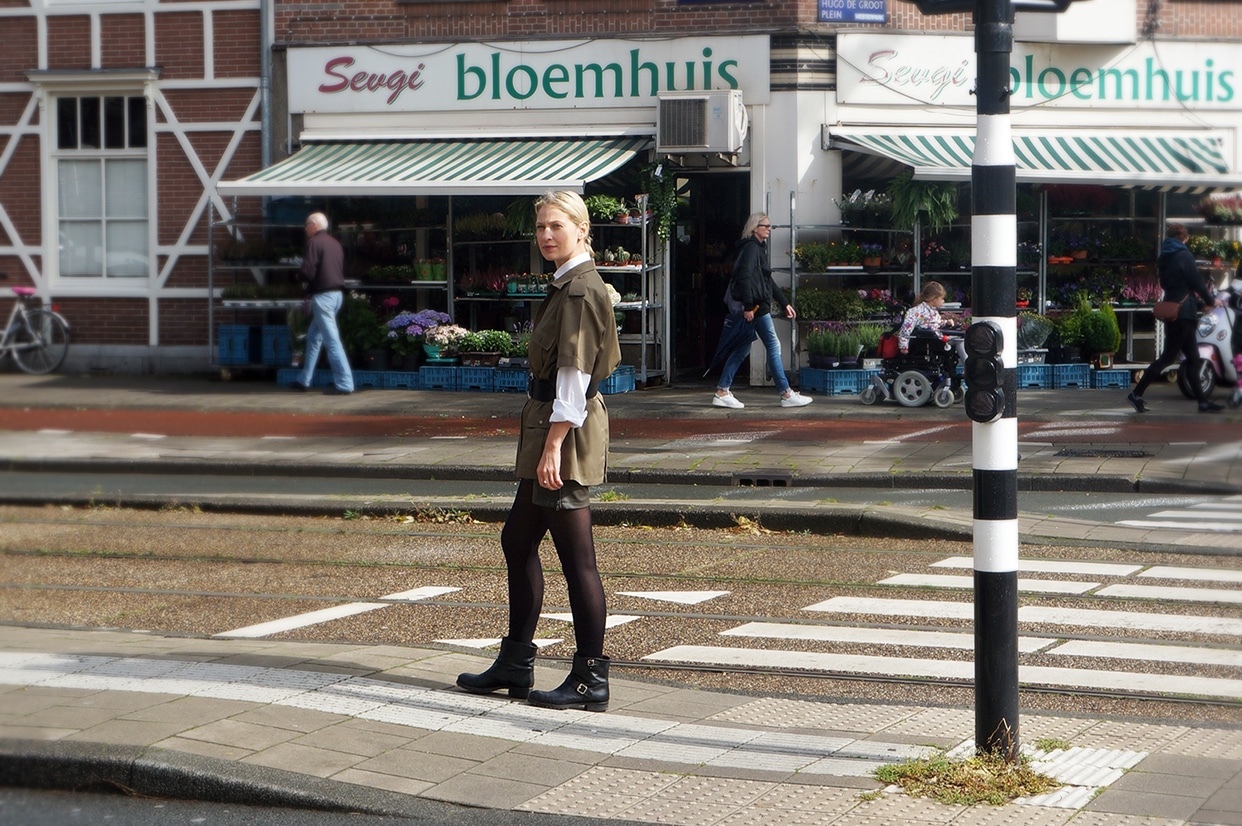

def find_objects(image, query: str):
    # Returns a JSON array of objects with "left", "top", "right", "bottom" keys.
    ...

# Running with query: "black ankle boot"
[
  {"left": 527, "top": 653, "right": 609, "bottom": 712},
  {"left": 456, "top": 637, "right": 537, "bottom": 699}
]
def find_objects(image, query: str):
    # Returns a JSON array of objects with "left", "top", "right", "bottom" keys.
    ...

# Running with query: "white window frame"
[{"left": 30, "top": 70, "right": 158, "bottom": 290}]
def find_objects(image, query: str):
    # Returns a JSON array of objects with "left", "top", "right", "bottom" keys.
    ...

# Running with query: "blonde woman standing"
[{"left": 457, "top": 191, "right": 622, "bottom": 711}]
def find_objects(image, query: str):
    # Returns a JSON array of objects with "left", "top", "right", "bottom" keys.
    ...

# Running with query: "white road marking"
[
  {"left": 878, "top": 573, "right": 1099, "bottom": 595},
  {"left": 642, "top": 646, "right": 1242, "bottom": 700},
  {"left": 1118, "top": 520, "right": 1242, "bottom": 533},
  {"left": 1139, "top": 566, "right": 1242, "bottom": 584},
  {"left": 214, "top": 586, "right": 460, "bottom": 638},
  {"left": 131, "top": 433, "right": 166, "bottom": 440},
  {"left": 805, "top": 597, "right": 1242, "bottom": 636},
  {"left": 434, "top": 638, "right": 563, "bottom": 649},
  {"left": 616, "top": 591, "right": 730, "bottom": 605},
  {"left": 1095, "top": 584, "right": 1242, "bottom": 605},
  {"left": 931, "top": 556, "right": 1141, "bottom": 577},
  {"left": 721, "top": 622, "right": 1053, "bottom": 653},
  {"left": 1048, "top": 640, "right": 1242, "bottom": 668}
]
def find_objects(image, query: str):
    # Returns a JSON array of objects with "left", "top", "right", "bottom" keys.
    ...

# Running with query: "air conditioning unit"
[{"left": 656, "top": 90, "right": 747, "bottom": 155}]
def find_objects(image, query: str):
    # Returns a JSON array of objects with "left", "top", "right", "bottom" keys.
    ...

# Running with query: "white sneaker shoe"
[
  {"left": 780, "top": 391, "right": 812, "bottom": 408},
  {"left": 712, "top": 392, "right": 745, "bottom": 409}
]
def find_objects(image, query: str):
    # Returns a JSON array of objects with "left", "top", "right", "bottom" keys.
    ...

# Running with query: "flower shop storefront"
[{"left": 804, "top": 32, "right": 1242, "bottom": 374}]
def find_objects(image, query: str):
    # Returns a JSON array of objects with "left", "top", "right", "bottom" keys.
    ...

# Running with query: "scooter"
[{"left": 1177, "top": 272, "right": 1241, "bottom": 401}]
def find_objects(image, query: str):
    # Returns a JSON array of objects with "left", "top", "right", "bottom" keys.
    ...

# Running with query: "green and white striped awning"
[
  {"left": 828, "top": 128, "right": 1241, "bottom": 191},
  {"left": 218, "top": 137, "right": 651, "bottom": 197}
]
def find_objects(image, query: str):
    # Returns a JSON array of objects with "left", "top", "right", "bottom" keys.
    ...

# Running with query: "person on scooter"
[{"left": 1127, "top": 222, "right": 1225, "bottom": 414}]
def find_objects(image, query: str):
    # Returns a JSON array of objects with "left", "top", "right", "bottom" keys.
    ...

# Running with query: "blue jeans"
[
  {"left": 718, "top": 312, "right": 790, "bottom": 395},
  {"left": 298, "top": 291, "right": 354, "bottom": 392}
]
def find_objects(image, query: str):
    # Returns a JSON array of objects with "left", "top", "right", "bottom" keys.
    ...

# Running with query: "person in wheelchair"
[{"left": 897, "top": 281, "right": 956, "bottom": 355}]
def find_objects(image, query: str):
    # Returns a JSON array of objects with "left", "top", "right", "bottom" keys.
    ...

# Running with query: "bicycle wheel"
[{"left": 12, "top": 309, "right": 70, "bottom": 374}]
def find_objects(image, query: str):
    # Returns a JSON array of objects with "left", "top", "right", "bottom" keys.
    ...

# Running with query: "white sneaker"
[
  {"left": 781, "top": 391, "right": 812, "bottom": 408},
  {"left": 712, "top": 392, "right": 744, "bottom": 409}
]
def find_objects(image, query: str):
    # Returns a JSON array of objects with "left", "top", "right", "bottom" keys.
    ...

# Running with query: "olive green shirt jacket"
[{"left": 515, "top": 260, "right": 622, "bottom": 486}]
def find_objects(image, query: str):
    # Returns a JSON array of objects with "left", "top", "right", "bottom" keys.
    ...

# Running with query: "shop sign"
[
  {"left": 836, "top": 33, "right": 1239, "bottom": 110},
  {"left": 818, "top": 0, "right": 887, "bottom": 24},
  {"left": 288, "top": 37, "right": 770, "bottom": 114}
]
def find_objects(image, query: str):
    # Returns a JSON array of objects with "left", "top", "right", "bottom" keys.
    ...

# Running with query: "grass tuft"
[{"left": 874, "top": 751, "right": 1059, "bottom": 806}]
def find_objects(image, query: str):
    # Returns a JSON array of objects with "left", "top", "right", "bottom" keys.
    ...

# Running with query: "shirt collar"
[{"left": 553, "top": 252, "right": 592, "bottom": 280}]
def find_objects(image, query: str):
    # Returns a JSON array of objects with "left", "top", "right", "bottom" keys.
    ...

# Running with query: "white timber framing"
[{"left": 0, "top": 0, "right": 262, "bottom": 347}]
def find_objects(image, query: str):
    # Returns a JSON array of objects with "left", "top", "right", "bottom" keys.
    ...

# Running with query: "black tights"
[
  {"left": 1134, "top": 318, "right": 1208, "bottom": 403},
  {"left": 500, "top": 479, "right": 606, "bottom": 657}
]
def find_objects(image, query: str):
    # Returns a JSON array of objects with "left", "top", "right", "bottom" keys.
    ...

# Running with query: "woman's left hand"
[{"left": 785, "top": 305, "right": 797, "bottom": 320}]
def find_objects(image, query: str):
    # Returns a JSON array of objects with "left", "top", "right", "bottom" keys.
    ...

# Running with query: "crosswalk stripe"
[
  {"left": 1095, "top": 584, "right": 1242, "bottom": 605},
  {"left": 721, "top": 621, "right": 1053, "bottom": 653},
  {"left": 1118, "top": 520, "right": 1242, "bottom": 533},
  {"left": 1139, "top": 566, "right": 1242, "bottom": 584},
  {"left": 930, "top": 557, "right": 1141, "bottom": 576},
  {"left": 805, "top": 597, "right": 1242, "bottom": 635},
  {"left": 878, "top": 573, "right": 1098, "bottom": 594},
  {"left": 1047, "top": 640, "right": 1242, "bottom": 667},
  {"left": 1149, "top": 509, "right": 1242, "bottom": 521},
  {"left": 642, "top": 646, "right": 1242, "bottom": 700},
  {"left": 214, "top": 586, "right": 460, "bottom": 639}
]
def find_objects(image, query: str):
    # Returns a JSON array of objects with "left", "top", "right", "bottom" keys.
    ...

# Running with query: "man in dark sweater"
[{"left": 291, "top": 212, "right": 354, "bottom": 395}]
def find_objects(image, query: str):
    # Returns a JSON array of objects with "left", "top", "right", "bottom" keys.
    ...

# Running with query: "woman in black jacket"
[
  {"left": 1128, "top": 222, "right": 1224, "bottom": 413},
  {"left": 712, "top": 213, "right": 812, "bottom": 409}
]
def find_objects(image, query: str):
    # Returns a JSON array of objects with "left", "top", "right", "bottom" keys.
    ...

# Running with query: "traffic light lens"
[
  {"left": 965, "top": 388, "right": 1005, "bottom": 423},
  {"left": 965, "top": 322, "right": 1002, "bottom": 357}
]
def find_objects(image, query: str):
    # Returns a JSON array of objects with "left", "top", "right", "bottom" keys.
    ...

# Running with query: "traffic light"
[{"left": 963, "top": 321, "right": 1006, "bottom": 424}]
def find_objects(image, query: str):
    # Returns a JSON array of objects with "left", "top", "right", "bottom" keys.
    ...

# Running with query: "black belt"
[{"left": 528, "top": 376, "right": 597, "bottom": 401}]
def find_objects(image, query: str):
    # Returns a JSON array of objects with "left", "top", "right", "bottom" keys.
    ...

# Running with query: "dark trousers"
[{"left": 1134, "top": 318, "right": 1208, "bottom": 403}]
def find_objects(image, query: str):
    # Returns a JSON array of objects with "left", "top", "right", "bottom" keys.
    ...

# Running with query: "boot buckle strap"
[{"left": 575, "top": 683, "right": 589, "bottom": 695}]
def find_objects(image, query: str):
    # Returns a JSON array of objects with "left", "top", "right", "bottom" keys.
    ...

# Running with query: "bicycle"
[{"left": 0, "top": 273, "right": 71, "bottom": 374}]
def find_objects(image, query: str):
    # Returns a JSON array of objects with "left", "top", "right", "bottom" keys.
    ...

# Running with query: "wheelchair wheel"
[
  {"left": 860, "top": 385, "right": 880, "bottom": 405},
  {"left": 894, "top": 370, "right": 932, "bottom": 407},
  {"left": 932, "top": 385, "right": 955, "bottom": 408}
]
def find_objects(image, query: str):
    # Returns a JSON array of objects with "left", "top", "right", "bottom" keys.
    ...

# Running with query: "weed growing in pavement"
[
  {"left": 729, "top": 515, "right": 772, "bottom": 534},
  {"left": 595, "top": 489, "right": 629, "bottom": 502},
  {"left": 873, "top": 751, "right": 1059, "bottom": 806},
  {"left": 343, "top": 510, "right": 361, "bottom": 520},
  {"left": 1034, "top": 738, "right": 1071, "bottom": 752},
  {"left": 415, "top": 507, "right": 476, "bottom": 524},
  {"left": 159, "top": 502, "right": 202, "bottom": 513}
]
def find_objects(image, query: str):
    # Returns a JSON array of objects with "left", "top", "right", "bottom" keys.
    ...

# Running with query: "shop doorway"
[{"left": 670, "top": 171, "right": 750, "bottom": 384}]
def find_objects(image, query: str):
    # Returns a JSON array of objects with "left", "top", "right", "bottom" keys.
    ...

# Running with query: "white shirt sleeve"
[{"left": 551, "top": 365, "right": 590, "bottom": 427}]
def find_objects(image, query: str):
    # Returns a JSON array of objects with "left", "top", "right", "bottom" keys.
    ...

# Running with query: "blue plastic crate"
[
  {"left": 1052, "top": 363, "right": 1091, "bottom": 389},
  {"left": 311, "top": 369, "right": 333, "bottom": 387},
  {"left": 1015, "top": 364, "right": 1051, "bottom": 389},
  {"left": 599, "top": 365, "right": 635, "bottom": 394},
  {"left": 495, "top": 368, "right": 528, "bottom": 393},
  {"left": 383, "top": 371, "right": 420, "bottom": 389},
  {"left": 798, "top": 368, "right": 829, "bottom": 394},
  {"left": 420, "top": 366, "right": 459, "bottom": 391},
  {"left": 276, "top": 368, "right": 300, "bottom": 386},
  {"left": 1091, "top": 368, "right": 1132, "bottom": 389},
  {"left": 827, "top": 369, "right": 868, "bottom": 395},
  {"left": 261, "top": 325, "right": 292, "bottom": 366},
  {"left": 352, "top": 370, "right": 385, "bottom": 389},
  {"left": 217, "top": 324, "right": 258, "bottom": 366},
  {"left": 459, "top": 366, "right": 496, "bottom": 391}
]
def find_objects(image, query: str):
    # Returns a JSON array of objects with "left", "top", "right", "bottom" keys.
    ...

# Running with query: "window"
[{"left": 55, "top": 95, "right": 149, "bottom": 279}]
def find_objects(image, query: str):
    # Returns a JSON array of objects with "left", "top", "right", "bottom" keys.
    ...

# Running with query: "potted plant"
[
  {"left": 1196, "top": 193, "right": 1242, "bottom": 225},
  {"left": 457, "top": 329, "right": 512, "bottom": 367},
  {"left": 860, "top": 243, "right": 884, "bottom": 268},
  {"left": 805, "top": 322, "right": 842, "bottom": 368},
  {"left": 424, "top": 323, "right": 469, "bottom": 360},
  {"left": 583, "top": 194, "right": 626, "bottom": 224},
  {"left": 1016, "top": 286, "right": 1032, "bottom": 308},
  {"left": 1051, "top": 297, "right": 1091, "bottom": 363},
  {"left": 887, "top": 170, "right": 959, "bottom": 233},
  {"left": 337, "top": 293, "right": 387, "bottom": 366},
  {"left": 1016, "top": 311, "right": 1054, "bottom": 362},
  {"left": 793, "top": 287, "right": 865, "bottom": 321},
  {"left": 1082, "top": 303, "right": 1122, "bottom": 368},
  {"left": 834, "top": 189, "right": 893, "bottom": 226},
  {"left": 504, "top": 321, "right": 533, "bottom": 368},
  {"left": 385, "top": 308, "right": 449, "bottom": 369}
]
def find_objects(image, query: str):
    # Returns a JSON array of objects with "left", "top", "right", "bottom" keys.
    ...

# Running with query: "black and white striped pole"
[{"left": 914, "top": 0, "right": 1075, "bottom": 761}]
